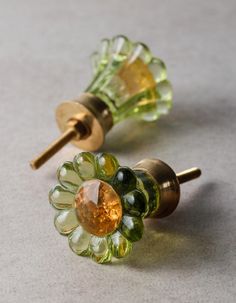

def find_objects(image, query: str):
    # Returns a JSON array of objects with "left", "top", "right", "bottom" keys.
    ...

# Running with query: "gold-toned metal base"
[
  {"left": 30, "top": 93, "right": 113, "bottom": 170},
  {"left": 56, "top": 93, "right": 113, "bottom": 151},
  {"left": 134, "top": 159, "right": 201, "bottom": 218}
]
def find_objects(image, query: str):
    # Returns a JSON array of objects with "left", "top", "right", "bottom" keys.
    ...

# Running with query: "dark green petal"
[
  {"left": 90, "top": 236, "right": 112, "bottom": 264},
  {"left": 112, "top": 167, "right": 137, "bottom": 195},
  {"left": 134, "top": 169, "right": 160, "bottom": 217},
  {"left": 119, "top": 215, "right": 144, "bottom": 242},
  {"left": 123, "top": 190, "right": 147, "bottom": 217}
]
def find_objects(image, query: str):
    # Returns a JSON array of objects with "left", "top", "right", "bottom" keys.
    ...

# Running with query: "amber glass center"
[
  {"left": 118, "top": 58, "right": 156, "bottom": 96},
  {"left": 75, "top": 179, "right": 122, "bottom": 237}
]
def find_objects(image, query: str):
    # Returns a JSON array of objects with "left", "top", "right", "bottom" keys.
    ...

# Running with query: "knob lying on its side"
[
  {"left": 30, "top": 35, "right": 173, "bottom": 169},
  {"left": 49, "top": 152, "right": 201, "bottom": 264}
]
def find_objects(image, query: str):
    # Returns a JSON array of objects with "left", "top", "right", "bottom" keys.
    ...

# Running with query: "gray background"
[{"left": 0, "top": 0, "right": 235, "bottom": 302}]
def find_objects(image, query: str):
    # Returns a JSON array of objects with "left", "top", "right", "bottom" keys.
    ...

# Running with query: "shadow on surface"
[
  {"left": 102, "top": 98, "right": 235, "bottom": 154},
  {"left": 115, "top": 182, "right": 224, "bottom": 270},
  {"left": 43, "top": 97, "right": 235, "bottom": 175}
]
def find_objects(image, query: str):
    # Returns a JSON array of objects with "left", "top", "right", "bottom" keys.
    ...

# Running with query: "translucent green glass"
[
  {"left": 73, "top": 152, "right": 96, "bottom": 180},
  {"left": 57, "top": 161, "right": 82, "bottom": 191},
  {"left": 68, "top": 226, "right": 91, "bottom": 256},
  {"left": 90, "top": 236, "right": 112, "bottom": 263},
  {"left": 49, "top": 185, "right": 75, "bottom": 210},
  {"left": 54, "top": 209, "right": 79, "bottom": 235},
  {"left": 134, "top": 169, "right": 160, "bottom": 217},
  {"left": 49, "top": 151, "right": 165, "bottom": 263},
  {"left": 109, "top": 231, "right": 132, "bottom": 258},
  {"left": 95, "top": 152, "right": 119, "bottom": 181},
  {"left": 119, "top": 215, "right": 144, "bottom": 242},
  {"left": 86, "top": 35, "right": 172, "bottom": 123},
  {"left": 123, "top": 189, "right": 148, "bottom": 217}
]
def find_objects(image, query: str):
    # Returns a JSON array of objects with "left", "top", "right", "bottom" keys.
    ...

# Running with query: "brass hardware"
[
  {"left": 133, "top": 159, "right": 201, "bottom": 218},
  {"left": 176, "top": 167, "right": 201, "bottom": 184},
  {"left": 30, "top": 127, "right": 77, "bottom": 170},
  {"left": 30, "top": 93, "right": 113, "bottom": 170}
]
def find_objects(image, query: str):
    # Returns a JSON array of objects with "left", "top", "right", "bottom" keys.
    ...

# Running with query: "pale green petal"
[
  {"left": 90, "top": 51, "right": 100, "bottom": 74},
  {"left": 90, "top": 236, "right": 112, "bottom": 264},
  {"left": 49, "top": 185, "right": 75, "bottom": 210},
  {"left": 156, "top": 80, "right": 173, "bottom": 115},
  {"left": 54, "top": 209, "right": 79, "bottom": 235},
  {"left": 98, "top": 39, "right": 110, "bottom": 65},
  {"left": 109, "top": 231, "right": 132, "bottom": 259},
  {"left": 142, "top": 79, "right": 172, "bottom": 122},
  {"left": 57, "top": 161, "right": 82, "bottom": 191},
  {"left": 148, "top": 57, "right": 167, "bottom": 83},
  {"left": 73, "top": 152, "right": 96, "bottom": 180},
  {"left": 111, "top": 35, "right": 132, "bottom": 61},
  {"left": 128, "top": 42, "right": 152, "bottom": 64},
  {"left": 68, "top": 226, "right": 91, "bottom": 256},
  {"left": 123, "top": 189, "right": 148, "bottom": 217}
]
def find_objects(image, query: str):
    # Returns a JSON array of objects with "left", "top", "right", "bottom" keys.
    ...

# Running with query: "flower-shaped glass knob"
[
  {"left": 87, "top": 35, "right": 172, "bottom": 123},
  {"left": 49, "top": 152, "right": 201, "bottom": 264},
  {"left": 31, "top": 35, "right": 173, "bottom": 169}
]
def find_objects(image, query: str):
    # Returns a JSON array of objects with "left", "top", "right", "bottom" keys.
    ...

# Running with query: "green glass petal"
[
  {"left": 87, "top": 36, "right": 172, "bottom": 124},
  {"left": 123, "top": 189, "right": 148, "bottom": 217},
  {"left": 90, "top": 236, "right": 112, "bottom": 264},
  {"left": 148, "top": 57, "right": 167, "bottom": 83},
  {"left": 98, "top": 39, "right": 110, "bottom": 65},
  {"left": 141, "top": 109, "right": 159, "bottom": 122},
  {"left": 57, "top": 161, "right": 82, "bottom": 191},
  {"left": 156, "top": 80, "right": 173, "bottom": 115},
  {"left": 91, "top": 39, "right": 110, "bottom": 75},
  {"left": 109, "top": 231, "right": 132, "bottom": 259},
  {"left": 119, "top": 215, "right": 144, "bottom": 242},
  {"left": 68, "top": 226, "right": 91, "bottom": 256},
  {"left": 54, "top": 208, "right": 79, "bottom": 235},
  {"left": 111, "top": 35, "right": 132, "bottom": 61},
  {"left": 95, "top": 152, "right": 119, "bottom": 181},
  {"left": 128, "top": 42, "right": 152, "bottom": 65},
  {"left": 134, "top": 170, "right": 160, "bottom": 217},
  {"left": 112, "top": 167, "right": 137, "bottom": 195},
  {"left": 158, "top": 80, "right": 172, "bottom": 98},
  {"left": 49, "top": 185, "right": 75, "bottom": 210},
  {"left": 141, "top": 80, "right": 172, "bottom": 122},
  {"left": 90, "top": 51, "right": 100, "bottom": 75},
  {"left": 73, "top": 152, "right": 96, "bottom": 180}
]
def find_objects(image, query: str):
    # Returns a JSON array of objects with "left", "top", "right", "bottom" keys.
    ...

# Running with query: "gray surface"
[{"left": 0, "top": 0, "right": 236, "bottom": 302}]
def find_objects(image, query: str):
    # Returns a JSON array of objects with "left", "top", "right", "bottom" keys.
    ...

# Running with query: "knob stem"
[
  {"left": 176, "top": 167, "right": 201, "bottom": 184},
  {"left": 30, "top": 128, "right": 77, "bottom": 170}
]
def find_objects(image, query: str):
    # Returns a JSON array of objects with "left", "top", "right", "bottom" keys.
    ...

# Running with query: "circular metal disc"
[{"left": 56, "top": 101, "right": 105, "bottom": 151}]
